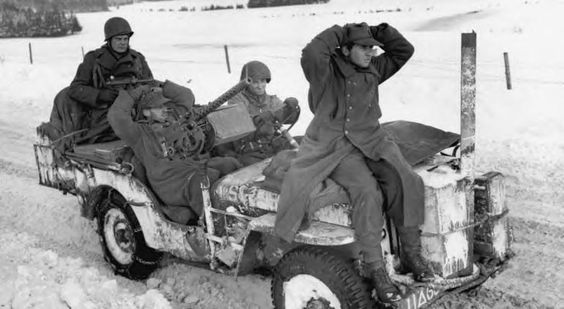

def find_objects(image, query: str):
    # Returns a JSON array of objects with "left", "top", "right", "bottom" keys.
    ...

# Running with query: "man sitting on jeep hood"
[{"left": 107, "top": 81, "right": 241, "bottom": 224}]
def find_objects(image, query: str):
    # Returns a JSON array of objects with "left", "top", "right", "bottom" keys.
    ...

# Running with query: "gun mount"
[{"left": 156, "top": 78, "right": 252, "bottom": 160}]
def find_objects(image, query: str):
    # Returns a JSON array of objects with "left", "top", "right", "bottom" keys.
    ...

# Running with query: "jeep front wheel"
[
  {"left": 272, "top": 246, "right": 372, "bottom": 309},
  {"left": 97, "top": 189, "right": 161, "bottom": 280}
]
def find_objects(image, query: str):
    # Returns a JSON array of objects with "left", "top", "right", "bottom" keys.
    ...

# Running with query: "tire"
[
  {"left": 97, "top": 189, "right": 162, "bottom": 280},
  {"left": 272, "top": 246, "right": 373, "bottom": 309}
]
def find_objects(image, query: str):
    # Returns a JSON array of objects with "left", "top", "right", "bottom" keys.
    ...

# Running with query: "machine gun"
[
  {"left": 105, "top": 77, "right": 159, "bottom": 89},
  {"left": 192, "top": 78, "right": 251, "bottom": 122},
  {"left": 155, "top": 78, "right": 251, "bottom": 160}
]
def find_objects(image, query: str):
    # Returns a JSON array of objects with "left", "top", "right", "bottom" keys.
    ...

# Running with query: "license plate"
[{"left": 397, "top": 286, "right": 442, "bottom": 309}]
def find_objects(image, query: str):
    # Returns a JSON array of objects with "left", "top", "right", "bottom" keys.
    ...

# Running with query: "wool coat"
[
  {"left": 275, "top": 23, "right": 424, "bottom": 242},
  {"left": 108, "top": 81, "right": 240, "bottom": 215},
  {"left": 69, "top": 45, "right": 153, "bottom": 107},
  {"left": 68, "top": 45, "right": 153, "bottom": 143},
  {"left": 214, "top": 89, "right": 294, "bottom": 166}
]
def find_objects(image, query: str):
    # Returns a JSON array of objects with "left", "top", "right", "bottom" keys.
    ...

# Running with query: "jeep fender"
[
  {"left": 77, "top": 168, "right": 204, "bottom": 261},
  {"left": 235, "top": 213, "right": 356, "bottom": 275},
  {"left": 247, "top": 213, "right": 355, "bottom": 246}
]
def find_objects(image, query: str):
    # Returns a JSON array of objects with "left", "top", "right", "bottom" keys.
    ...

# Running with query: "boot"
[
  {"left": 186, "top": 226, "right": 207, "bottom": 257},
  {"left": 398, "top": 226, "right": 435, "bottom": 282},
  {"left": 365, "top": 261, "right": 402, "bottom": 304}
]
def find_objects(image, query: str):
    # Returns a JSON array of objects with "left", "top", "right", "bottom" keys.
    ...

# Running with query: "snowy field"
[{"left": 0, "top": 0, "right": 563, "bottom": 308}]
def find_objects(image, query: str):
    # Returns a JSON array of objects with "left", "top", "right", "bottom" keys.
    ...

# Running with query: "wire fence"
[{"left": 3, "top": 41, "right": 563, "bottom": 87}]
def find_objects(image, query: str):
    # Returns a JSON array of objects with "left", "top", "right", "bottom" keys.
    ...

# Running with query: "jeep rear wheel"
[
  {"left": 97, "top": 189, "right": 161, "bottom": 280},
  {"left": 272, "top": 247, "right": 372, "bottom": 309}
]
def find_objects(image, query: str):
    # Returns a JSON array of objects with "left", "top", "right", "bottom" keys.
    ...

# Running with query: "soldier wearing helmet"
[
  {"left": 213, "top": 60, "right": 301, "bottom": 166},
  {"left": 66, "top": 16, "right": 154, "bottom": 143}
]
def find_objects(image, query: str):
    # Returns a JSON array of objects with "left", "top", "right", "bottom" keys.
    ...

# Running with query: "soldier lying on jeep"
[{"left": 108, "top": 81, "right": 242, "bottom": 224}]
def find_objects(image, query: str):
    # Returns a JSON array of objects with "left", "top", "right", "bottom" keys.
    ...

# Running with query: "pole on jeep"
[{"left": 460, "top": 32, "right": 476, "bottom": 180}]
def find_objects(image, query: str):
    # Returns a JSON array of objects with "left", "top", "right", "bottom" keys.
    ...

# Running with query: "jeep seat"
[
  {"left": 72, "top": 140, "right": 149, "bottom": 185},
  {"left": 72, "top": 140, "right": 130, "bottom": 162}
]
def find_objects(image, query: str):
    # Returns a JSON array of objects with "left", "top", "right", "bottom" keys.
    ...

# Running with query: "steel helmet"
[
  {"left": 240, "top": 61, "right": 271, "bottom": 83},
  {"left": 104, "top": 17, "right": 133, "bottom": 41}
]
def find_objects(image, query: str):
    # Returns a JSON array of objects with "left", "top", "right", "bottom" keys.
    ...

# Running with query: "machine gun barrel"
[
  {"left": 106, "top": 77, "right": 157, "bottom": 87},
  {"left": 194, "top": 78, "right": 251, "bottom": 121}
]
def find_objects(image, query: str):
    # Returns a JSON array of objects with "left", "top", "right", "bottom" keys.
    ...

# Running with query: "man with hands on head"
[{"left": 275, "top": 22, "right": 434, "bottom": 304}]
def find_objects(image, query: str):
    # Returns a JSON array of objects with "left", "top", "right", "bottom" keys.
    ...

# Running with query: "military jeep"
[{"left": 34, "top": 73, "right": 512, "bottom": 308}]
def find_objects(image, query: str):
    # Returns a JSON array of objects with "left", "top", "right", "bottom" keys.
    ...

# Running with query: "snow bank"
[{"left": 0, "top": 229, "right": 171, "bottom": 309}]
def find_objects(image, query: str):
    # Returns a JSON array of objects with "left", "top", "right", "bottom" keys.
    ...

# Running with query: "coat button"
[
  {"left": 344, "top": 130, "right": 349, "bottom": 135},
  {"left": 346, "top": 94, "right": 351, "bottom": 97},
  {"left": 348, "top": 106, "right": 353, "bottom": 110},
  {"left": 346, "top": 118, "right": 350, "bottom": 122}
]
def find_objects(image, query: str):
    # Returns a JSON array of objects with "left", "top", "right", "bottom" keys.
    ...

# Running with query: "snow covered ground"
[{"left": 0, "top": 0, "right": 563, "bottom": 308}]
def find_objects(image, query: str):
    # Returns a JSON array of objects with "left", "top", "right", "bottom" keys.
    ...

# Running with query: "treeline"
[
  {"left": 202, "top": 4, "right": 245, "bottom": 11},
  {"left": 0, "top": 2, "right": 83, "bottom": 38},
  {"left": 107, "top": 0, "right": 134, "bottom": 6},
  {"left": 0, "top": 0, "right": 108, "bottom": 12},
  {"left": 248, "top": 0, "right": 329, "bottom": 8}
]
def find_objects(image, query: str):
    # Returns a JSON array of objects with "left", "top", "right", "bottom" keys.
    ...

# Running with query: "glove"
[
  {"left": 278, "top": 97, "right": 300, "bottom": 124},
  {"left": 97, "top": 89, "right": 119, "bottom": 105},
  {"left": 253, "top": 111, "right": 275, "bottom": 126},
  {"left": 252, "top": 111, "right": 276, "bottom": 137},
  {"left": 369, "top": 23, "right": 389, "bottom": 43},
  {"left": 283, "top": 97, "right": 299, "bottom": 109},
  {"left": 342, "top": 23, "right": 355, "bottom": 45},
  {"left": 128, "top": 84, "right": 152, "bottom": 101}
]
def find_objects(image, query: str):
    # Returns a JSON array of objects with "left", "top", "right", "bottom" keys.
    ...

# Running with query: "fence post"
[
  {"left": 224, "top": 45, "right": 231, "bottom": 74},
  {"left": 503, "top": 52, "right": 511, "bottom": 90},
  {"left": 28, "top": 42, "right": 33, "bottom": 64}
]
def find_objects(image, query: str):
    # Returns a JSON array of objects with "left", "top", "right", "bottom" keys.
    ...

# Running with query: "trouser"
[
  {"left": 329, "top": 149, "right": 404, "bottom": 264},
  {"left": 239, "top": 150, "right": 271, "bottom": 166},
  {"left": 161, "top": 157, "right": 242, "bottom": 224},
  {"left": 188, "top": 156, "right": 242, "bottom": 216}
]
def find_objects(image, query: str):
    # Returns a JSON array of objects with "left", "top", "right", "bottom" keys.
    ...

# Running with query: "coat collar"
[
  {"left": 242, "top": 88, "right": 267, "bottom": 109},
  {"left": 96, "top": 45, "right": 136, "bottom": 69},
  {"left": 333, "top": 50, "right": 380, "bottom": 78}
]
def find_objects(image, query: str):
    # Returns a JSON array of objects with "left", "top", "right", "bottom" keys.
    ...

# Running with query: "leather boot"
[
  {"left": 398, "top": 226, "right": 435, "bottom": 282},
  {"left": 365, "top": 261, "right": 402, "bottom": 304}
]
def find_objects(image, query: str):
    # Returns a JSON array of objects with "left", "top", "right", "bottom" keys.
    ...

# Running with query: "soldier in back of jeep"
[{"left": 37, "top": 17, "right": 155, "bottom": 163}]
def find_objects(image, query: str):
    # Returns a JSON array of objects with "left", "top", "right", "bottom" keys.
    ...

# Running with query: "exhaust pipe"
[{"left": 460, "top": 32, "right": 477, "bottom": 180}]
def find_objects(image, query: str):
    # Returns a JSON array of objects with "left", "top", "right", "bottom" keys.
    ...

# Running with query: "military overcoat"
[
  {"left": 275, "top": 23, "right": 424, "bottom": 242},
  {"left": 108, "top": 82, "right": 209, "bottom": 211},
  {"left": 68, "top": 45, "right": 153, "bottom": 107}
]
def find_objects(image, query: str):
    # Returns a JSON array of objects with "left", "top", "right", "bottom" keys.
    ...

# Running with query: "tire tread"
[{"left": 271, "top": 246, "right": 372, "bottom": 309}]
